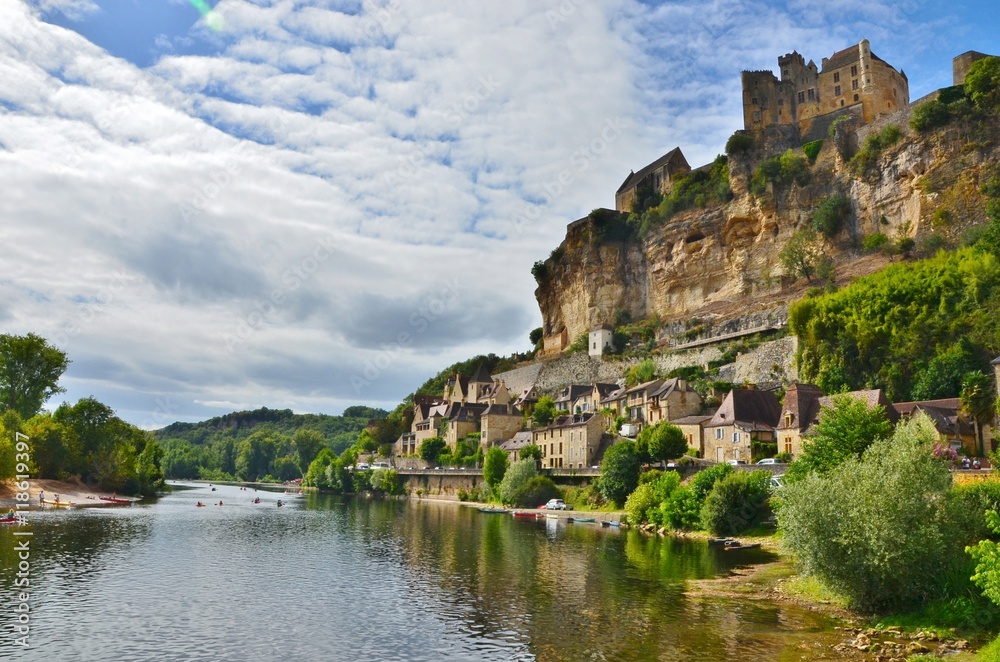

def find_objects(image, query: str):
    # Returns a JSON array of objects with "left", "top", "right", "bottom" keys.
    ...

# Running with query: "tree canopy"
[
  {"left": 787, "top": 394, "right": 893, "bottom": 479},
  {"left": 599, "top": 440, "right": 642, "bottom": 507},
  {"left": 0, "top": 333, "right": 69, "bottom": 419}
]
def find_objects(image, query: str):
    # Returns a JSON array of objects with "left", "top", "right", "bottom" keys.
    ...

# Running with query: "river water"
[{"left": 0, "top": 482, "right": 847, "bottom": 661}]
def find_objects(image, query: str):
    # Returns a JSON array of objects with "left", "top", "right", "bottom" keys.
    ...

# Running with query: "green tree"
[
  {"left": 779, "top": 413, "right": 968, "bottom": 613},
  {"left": 482, "top": 446, "right": 509, "bottom": 491},
  {"left": 532, "top": 396, "right": 557, "bottom": 426},
  {"left": 780, "top": 227, "right": 821, "bottom": 282},
  {"left": 961, "top": 370, "right": 995, "bottom": 457},
  {"left": 235, "top": 431, "right": 279, "bottom": 481},
  {"left": 910, "top": 99, "right": 950, "bottom": 132},
  {"left": 304, "top": 448, "right": 335, "bottom": 488},
  {"left": 529, "top": 327, "right": 544, "bottom": 346},
  {"left": 0, "top": 333, "right": 70, "bottom": 420},
  {"left": 788, "top": 395, "right": 893, "bottom": 479},
  {"left": 520, "top": 444, "right": 542, "bottom": 462},
  {"left": 967, "top": 510, "right": 1000, "bottom": 606},
  {"left": 599, "top": 440, "right": 642, "bottom": 507},
  {"left": 811, "top": 193, "right": 851, "bottom": 238},
  {"left": 293, "top": 429, "right": 325, "bottom": 476},
  {"left": 966, "top": 56, "right": 1000, "bottom": 112},
  {"left": 639, "top": 422, "right": 687, "bottom": 463},
  {"left": 24, "top": 413, "right": 78, "bottom": 478},
  {"left": 497, "top": 458, "right": 538, "bottom": 505},
  {"left": 419, "top": 436, "right": 446, "bottom": 465}
]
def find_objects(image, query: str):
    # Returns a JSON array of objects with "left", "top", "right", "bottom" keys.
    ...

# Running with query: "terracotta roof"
[
  {"left": 705, "top": 389, "right": 781, "bottom": 429},
  {"left": 616, "top": 147, "right": 689, "bottom": 194}
]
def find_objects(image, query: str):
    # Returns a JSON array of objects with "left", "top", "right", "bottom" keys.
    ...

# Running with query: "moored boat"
[
  {"left": 568, "top": 517, "right": 595, "bottom": 523},
  {"left": 99, "top": 496, "right": 132, "bottom": 505},
  {"left": 511, "top": 511, "right": 538, "bottom": 519},
  {"left": 478, "top": 507, "right": 508, "bottom": 514},
  {"left": 41, "top": 499, "right": 74, "bottom": 508},
  {"left": 600, "top": 520, "right": 620, "bottom": 527}
]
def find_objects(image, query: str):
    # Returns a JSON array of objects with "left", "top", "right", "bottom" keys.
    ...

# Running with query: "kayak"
[
  {"left": 511, "top": 511, "right": 539, "bottom": 519},
  {"left": 41, "top": 499, "right": 74, "bottom": 508},
  {"left": 478, "top": 507, "right": 508, "bottom": 514},
  {"left": 99, "top": 496, "right": 132, "bottom": 505},
  {"left": 569, "top": 517, "right": 596, "bottom": 523}
]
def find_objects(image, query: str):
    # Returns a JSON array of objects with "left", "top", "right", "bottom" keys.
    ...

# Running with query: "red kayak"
[
  {"left": 511, "top": 511, "right": 539, "bottom": 519},
  {"left": 99, "top": 496, "right": 132, "bottom": 505}
]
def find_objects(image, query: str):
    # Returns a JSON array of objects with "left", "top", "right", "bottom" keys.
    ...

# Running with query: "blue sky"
[{"left": 1, "top": 0, "right": 998, "bottom": 427}]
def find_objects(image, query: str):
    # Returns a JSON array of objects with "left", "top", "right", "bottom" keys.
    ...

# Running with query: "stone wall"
[{"left": 732, "top": 335, "right": 798, "bottom": 384}]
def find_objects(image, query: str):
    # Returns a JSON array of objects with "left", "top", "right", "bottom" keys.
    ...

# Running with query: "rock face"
[{"left": 535, "top": 107, "right": 997, "bottom": 345}]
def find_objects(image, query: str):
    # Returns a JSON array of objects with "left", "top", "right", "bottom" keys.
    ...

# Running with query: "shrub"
[
  {"left": 862, "top": 232, "right": 889, "bottom": 252},
  {"left": 496, "top": 458, "right": 538, "bottom": 505},
  {"left": 370, "top": 468, "right": 404, "bottom": 495},
  {"left": 660, "top": 486, "right": 701, "bottom": 529},
  {"left": 850, "top": 125, "right": 902, "bottom": 177},
  {"left": 726, "top": 131, "right": 754, "bottom": 155},
  {"left": 966, "top": 56, "right": 1000, "bottom": 112},
  {"left": 637, "top": 422, "right": 687, "bottom": 463},
  {"left": 779, "top": 413, "right": 973, "bottom": 613},
  {"left": 419, "top": 436, "right": 446, "bottom": 464},
  {"left": 779, "top": 226, "right": 821, "bottom": 282},
  {"left": 531, "top": 261, "right": 547, "bottom": 283},
  {"left": 517, "top": 475, "right": 560, "bottom": 508},
  {"left": 625, "top": 482, "right": 661, "bottom": 525},
  {"left": 700, "top": 470, "right": 771, "bottom": 536},
  {"left": 786, "top": 394, "right": 893, "bottom": 479},
  {"left": 802, "top": 140, "right": 823, "bottom": 164},
  {"left": 910, "top": 99, "right": 950, "bottom": 132},
  {"left": 811, "top": 193, "right": 851, "bottom": 238},
  {"left": 567, "top": 331, "right": 589, "bottom": 354}
]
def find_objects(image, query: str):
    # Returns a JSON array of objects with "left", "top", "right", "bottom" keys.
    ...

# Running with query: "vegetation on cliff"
[
  {"left": 790, "top": 247, "right": 1000, "bottom": 401},
  {"left": 627, "top": 155, "right": 733, "bottom": 238}
]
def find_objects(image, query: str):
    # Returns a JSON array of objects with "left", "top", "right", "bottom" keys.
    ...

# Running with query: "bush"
[
  {"left": 700, "top": 470, "right": 771, "bottom": 536},
  {"left": 496, "top": 458, "right": 538, "bottom": 505},
  {"left": 370, "top": 468, "right": 404, "bottom": 495},
  {"left": 779, "top": 413, "right": 974, "bottom": 613},
  {"left": 637, "top": 422, "right": 687, "bottom": 463},
  {"left": 966, "top": 56, "right": 1000, "bottom": 112},
  {"left": 625, "top": 482, "right": 661, "bottom": 525},
  {"left": 660, "top": 486, "right": 701, "bottom": 529},
  {"left": 862, "top": 232, "right": 889, "bottom": 252},
  {"left": 910, "top": 99, "right": 950, "bottom": 132},
  {"left": 811, "top": 193, "right": 851, "bottom": 238},
  {"left": 419, "top": 436, "right": 446, "bottom": 464},
  {"left": 850, "top": 125, "right": 902, "bottom": 178},
  {"left": 517, "top": 475, "right": 560, "bottom": 508},
  {"left": 802, "top": 140, "right": 823, "bottom": 164},
  {"left": 750, "top": 149, "right": 811, "bottom": 196},
  {"left": 726, "top": 131, "right": 754, "bottom": 155}
]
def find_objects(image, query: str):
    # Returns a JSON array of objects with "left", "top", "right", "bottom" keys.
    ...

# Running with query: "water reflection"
[{"left": 0, "top": 486, "right": 844, "bottom": 661}]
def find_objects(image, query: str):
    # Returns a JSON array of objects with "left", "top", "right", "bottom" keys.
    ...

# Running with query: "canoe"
[
  {"left": 40, "top": 499, "right": 74, "bottom": 508},
  {"left": 545, "top": 513, "right": 560, "bottom": 519},
  {"left": 709, "top": 538, "right": 737, "bottom": 546},
  {"left": 569, "top": 517, "right": 595, "bottom": 523},
  {"left": 511, "top": 511, "right": 538, "bottom": 519},
  {"left": 478, "top": 508, "right": 508, "bottom": 514},
  {"left": 724, "top": 542, "right": 762, "bottom": 550},
  {"left": 600, "top": 520, "right": 620, "bottom": 528},
  {"left": 99, "top": 496, "right": 132, "bottom": 505}
]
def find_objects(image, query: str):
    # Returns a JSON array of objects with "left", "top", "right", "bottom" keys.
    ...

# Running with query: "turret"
[{"left": 858, "top": 39, "right": 874, "bottom": 94}]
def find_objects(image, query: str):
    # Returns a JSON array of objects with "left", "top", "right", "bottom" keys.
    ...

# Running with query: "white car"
[
  {"left": 756, "top": 458, "right": 777, "bottom": 465},
  {"left": 544, "top": 499, "right": 567, "bottom": 510},
  {"left": 726, "top": 459, "right": 747, "bottom": 466}
]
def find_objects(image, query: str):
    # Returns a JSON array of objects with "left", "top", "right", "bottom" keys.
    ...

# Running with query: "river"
[{"left": 0, "top": 482, "right": 847, "bottom": 661}]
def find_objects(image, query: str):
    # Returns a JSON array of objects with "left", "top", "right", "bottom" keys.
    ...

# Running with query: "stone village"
[{"left": 389, "top": 42, "right": 999, "bottom": 470}]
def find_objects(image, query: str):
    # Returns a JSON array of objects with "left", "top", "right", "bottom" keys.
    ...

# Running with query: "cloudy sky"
[{"left": 1, "top": 0, "right": 996, "bottom": 427}]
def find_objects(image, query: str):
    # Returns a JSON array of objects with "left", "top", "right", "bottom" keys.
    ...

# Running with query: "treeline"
[
  {"left": 0, "top": 333, "right": 164, "bottom": 495},
  {"left": 154, "top": 406, "right": 388, "bottom": 482}
]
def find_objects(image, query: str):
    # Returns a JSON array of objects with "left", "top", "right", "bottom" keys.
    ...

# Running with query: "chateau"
[{"left": 741, "top": 39, "right": 909, "bottom": 136}]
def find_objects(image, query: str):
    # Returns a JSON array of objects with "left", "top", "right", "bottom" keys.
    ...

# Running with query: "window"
[
  {"left": 851, "top": 65, "right": 858, "bottom": 76},
  {"left": 778, "top": 98, "right": 783, "bottom": 106},
  {"left": 854, "top": 94, "right": 859, "bottom": 102},
  {"left": 752, "top": 111, "right": 761, "bottom": 122},
  {"left": 852, "top": 79, "right": 859, "bottom": 90},
  {"left": 751, "top": 97, "right": 758, "bottom": 105},
  {"left": 834, "top": 72, "right": 840, "bottom": 83},
  {"left": 715, "top": 428, "right": 723, "bottom": 440},
  {"left": 835, "top": 85, "right": 841, "bottom": 96},
  {"left": 797, "top": 91, "right": 805, "bottom": 103},
  {"left": 807, "top": 89, "right": 814, "bottom": 100},
  {"left": 840, "top": 100, "right": 845, "bottom": 107},
  {"left": 733, "top": 432, "right": 740, "bottom": 443},
  {"left": 784, "top": 438, "right": 792, "bottom": 454},
  {"left": 893, "top": 88, "right": 897, "bottom": 98}
]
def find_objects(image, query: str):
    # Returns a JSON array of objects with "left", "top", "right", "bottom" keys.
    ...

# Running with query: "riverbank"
[{"left": 0, "top": 478, "right": 138, "bottom": 509}]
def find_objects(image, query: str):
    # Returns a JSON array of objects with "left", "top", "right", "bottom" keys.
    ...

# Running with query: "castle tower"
[{"left": 859, "top": 39, "right": 874, "bottom": 94}]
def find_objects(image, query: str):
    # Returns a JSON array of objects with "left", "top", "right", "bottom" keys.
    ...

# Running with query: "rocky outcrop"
[{"left": 535, "top": 113, "right": 997, "bottom": 344}]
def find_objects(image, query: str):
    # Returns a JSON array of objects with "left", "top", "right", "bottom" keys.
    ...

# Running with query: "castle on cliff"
[{"left": 741, "top": 39, "right": 909, "bottom": 137}]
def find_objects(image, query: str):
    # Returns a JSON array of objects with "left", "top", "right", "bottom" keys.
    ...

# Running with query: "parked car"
[
  {"left": 619, "top": 423, "right": 639, "bottom": 438},
  {"left": 544, "top": 499, "right": 567, "bottom": 510},
  {"left": 726, "top": 459, "right": 747, "bottom": 466},
  {"left": 756, "top": 458, "right": 777, "bottom": 465},
  {"left": 355, "top": 462, "right": 369, "bottom": 471},
  {"left": 770, "top": 474, "right": 785, "bottom": 489}
]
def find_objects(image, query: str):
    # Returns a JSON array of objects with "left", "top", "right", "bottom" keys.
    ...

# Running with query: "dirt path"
[{"left": 0, "top": 478, "right": 137, "bottom": 509}]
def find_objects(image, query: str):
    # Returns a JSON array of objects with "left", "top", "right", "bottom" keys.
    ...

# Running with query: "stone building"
[
  {"left": 533, "top": 412, "right": 606, "bottom": 469},
  {"left": 498, "top": 431, "right": 534, "bottom": 462},
  {"left": 670, "top": 414, "right": 713, "bottom": 457},
  {"left": 480, "top": 403, "right": 523, "bottom": 449},
  {"left": 645, "top": 378, "right": 703, "bottom": 424},
  {"left": 703, "top": 388, "right": 781, "bottom": 464},
  {"left": 954, "top": 51, "right": 996, "bottom": 86},
  {"left": 894, "top": 398, "right": 974, "bottom": 455},
  {"left": 614, "top": 147, "right": 690, "bottom": 212},
  {"left": 742, "top": 39, "right": 909, "bottom": 136},
  {"left": 776, "top": 382, "right": 824, "bottom": 458},
  {"left": 589, "top": 324, "right": 614, "bottom": 357}
]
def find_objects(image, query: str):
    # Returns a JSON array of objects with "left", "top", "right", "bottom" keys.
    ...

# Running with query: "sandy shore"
[{"left": 0, "top": 478, "right": 139, "bottom": 509}]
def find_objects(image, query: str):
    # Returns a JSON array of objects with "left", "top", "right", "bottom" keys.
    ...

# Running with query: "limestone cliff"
[{"left": 535, "top": 104, "right": 997, "bottom": 349}]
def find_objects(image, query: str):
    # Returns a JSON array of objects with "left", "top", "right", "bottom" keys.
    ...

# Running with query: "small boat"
[
  {"left": 40, "top": 499, "right": 74, "bottom": 508},
  {"left": 276, "top": 500, "right": 285, "bottom": 507},
  {"left": 545, "top": 513, "right": 560, "bottom": 519},
  {"left": 569, "top": 517, "right": 595, "bottom": 523},
  {"left": 478, "top": 507, "right": 508, "bottom": 514},
  {"left": 511, "top": 511, "right": 538, "bottom": 519},
  {"left": 600, "top": 520, "right": 620, "bottom": 528},
  {"left": 196, "top": 502, "right": 206, "bottom": 507},
  {"left": 708, "top": 537, "right": 737, "bottom": 546},
  {"left": 724, "top": 541, "right": 762, "bottom": 550},
  {"left": 0, "top": 517, "right": 17, "bottom": 525},
  {"left": 252, "top": 498, "right": 261, "bottom": 504},
  {"left": 99, "top": 496, "right": 132, "bottom": 505}
]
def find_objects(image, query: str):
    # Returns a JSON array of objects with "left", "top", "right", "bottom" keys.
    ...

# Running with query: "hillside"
[{"left": 533, "top": 84, "right": 1000, "bottom": 351}]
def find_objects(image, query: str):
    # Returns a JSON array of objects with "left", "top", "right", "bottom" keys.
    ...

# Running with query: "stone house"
[
  {"left": 586, "top": 383, "right": 620, "bottom": 414},
  {"left": 599, "top": 385, "right": 628, "bottom": 426},
  {"left": 442, "top": 402, "right": 488, "bottom": 451},
  {"left": 614, "top": 147, "right": 690, "bottom": 213},
  {"left": 624, "top": 379, "right": 666, "bottom": 424},
  {"left": 893, "top": 398, "right": 975, "bottom": 455},
  {"left": 498, "top": 431, "right": 534, "bottom": 463},
  {"left": 776, "top": 382, "right": 824, "bottom": 458},
  {"left": 644, "top": 378, "right": 703, "bottom": 424},
  {"left": 742, "top": 39, "right": 909, "bottom": 136},
  {"left": 703, "top": 389, "right": 782, "bottom": 463},
  {"left": 443, "top": 372, "right": 470, "bottom": 405},
  {"left": 589, "top": 324, "right": 614, "bottom": 357},
  {"left": 554, "top": 384, "right": 595, "bottom": 414},
  {"left": 480, "top": 403, "right": 523, "bottom": 450},
  {"left": 533, "top": 412, "right": 606, "bottom": 469},
  {"left": 670, "top": 414, "right": 713, "bottom": 457}
]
